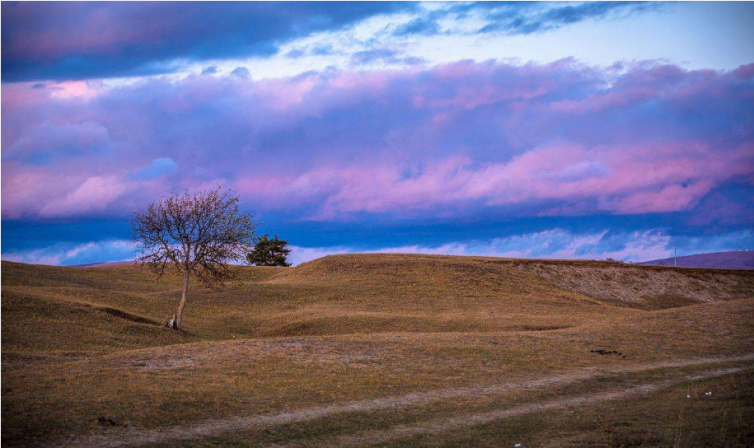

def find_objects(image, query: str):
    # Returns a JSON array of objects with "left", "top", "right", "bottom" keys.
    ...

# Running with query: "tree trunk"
[{"left": 174, "top": 271, "right": 189, "bottom": 331}]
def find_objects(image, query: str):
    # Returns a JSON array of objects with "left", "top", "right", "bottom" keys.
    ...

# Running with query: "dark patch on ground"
[
  {"left": 99, "top": 307, "right": 159, "bottom": 325},
  {"left": 90, "top": 416, "right": 125, "bottom": 427},
  {"left": 591, "top": 349, "right": 626, "bottom": 358},
  {"left": 642, "top": 294, "right": 701, "bottom": 309},
  {"left": 520, "top": 325, "right": 573, "bottom": 331}
]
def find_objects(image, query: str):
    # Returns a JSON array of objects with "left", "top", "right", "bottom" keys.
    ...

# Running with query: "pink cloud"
[
  {"left": 3, "top": 59, "right": 753, "bottom": 220},
  {"left": 231, "top": 139, "right": 752, "bottom": 218}
]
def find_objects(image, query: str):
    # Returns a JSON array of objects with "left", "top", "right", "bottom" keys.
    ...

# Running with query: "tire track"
[
  {"left": 278, "top": 367, "right": 751, "bottom": 448},
  {"left": 52, "top": 354, "right": 754, "bottom": 447}
]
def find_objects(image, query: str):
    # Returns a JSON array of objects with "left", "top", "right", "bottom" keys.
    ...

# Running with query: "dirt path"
[
  {"left": 52, "top": 354, "right": 754, "bottom": 448},
  {"left": 278, "top": 366, "right": 751, "bottom": 448}
]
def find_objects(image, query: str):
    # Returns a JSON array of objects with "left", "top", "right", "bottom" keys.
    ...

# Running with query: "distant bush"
[{"left": 247, "top": 234, "right": 292, "bottom": 267}]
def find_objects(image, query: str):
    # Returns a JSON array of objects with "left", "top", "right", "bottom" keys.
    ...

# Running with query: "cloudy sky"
[{"left": 2, "top": 1, "right": 754, "bottom": 266}]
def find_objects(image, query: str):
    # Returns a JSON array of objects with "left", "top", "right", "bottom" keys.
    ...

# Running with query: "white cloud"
[
  {"left": 288, "top": 245, "right": 351, "bottom": 266},
  {"left": 288, "top": 229, "right": 677, "bottom": 265},
  {"left": 2, "top": 240, "right": 135, "bottom": 266},
  {"left": 6, "top": 229, "right": 749, "bottom": 267}
]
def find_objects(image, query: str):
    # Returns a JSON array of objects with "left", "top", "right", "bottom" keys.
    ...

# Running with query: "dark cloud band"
[{"left": 1, "top": 1, "right": 415, "bottom": 82}]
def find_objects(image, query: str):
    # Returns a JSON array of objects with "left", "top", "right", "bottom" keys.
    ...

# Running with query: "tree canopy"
[{"left": 247, "top": 234, "right": 292, "bottom": 267}]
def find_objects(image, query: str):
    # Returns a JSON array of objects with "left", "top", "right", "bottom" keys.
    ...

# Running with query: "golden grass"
[{"left": 2, "top": 254, "right": 753, "bottom": 447}]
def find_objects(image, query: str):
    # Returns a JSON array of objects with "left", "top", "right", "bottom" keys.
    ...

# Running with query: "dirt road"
[{"left": 52, "top": 354, "right": 754, "bottom": 447}]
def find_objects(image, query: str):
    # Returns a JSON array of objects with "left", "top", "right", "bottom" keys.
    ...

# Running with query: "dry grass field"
[{"left": 2, "top": 254, "right": 754, "bottom": 447}]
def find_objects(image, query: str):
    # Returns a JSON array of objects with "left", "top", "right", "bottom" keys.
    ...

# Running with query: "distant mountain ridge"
[
  {"left": 641, "top": 251, "right": 754, "bottom": 269},
  {"left": 71, "top": 260, "right": 133, "bottom": 268}
]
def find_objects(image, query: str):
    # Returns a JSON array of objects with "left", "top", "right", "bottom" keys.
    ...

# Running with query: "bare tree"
[{"left": 130, "top": 187, "right": 255, "bottom": 331}]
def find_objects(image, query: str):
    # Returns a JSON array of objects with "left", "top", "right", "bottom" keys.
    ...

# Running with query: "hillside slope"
[
  {"left": 3, "top": 255, "right": 754, "bottom": 447},
  {"left": 284, "top": 254, "right": 754, "bottom": 310},
  {"left": 3, "top": 254, "right": 753, "bottom": 352}
]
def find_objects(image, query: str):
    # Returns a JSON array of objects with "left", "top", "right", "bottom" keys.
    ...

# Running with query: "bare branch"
[{"left": 130, "top": 187, "right": 256, "bottom": 329}]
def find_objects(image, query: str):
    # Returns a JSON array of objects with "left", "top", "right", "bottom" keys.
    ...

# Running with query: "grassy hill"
[{"left": 3, "top": 254, "right": 754, "bottom": 447}]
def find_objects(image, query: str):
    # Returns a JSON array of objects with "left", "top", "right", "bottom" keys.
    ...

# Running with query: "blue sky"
[{"left": 2, "top": 2, "right": 753, "bottom": 265}]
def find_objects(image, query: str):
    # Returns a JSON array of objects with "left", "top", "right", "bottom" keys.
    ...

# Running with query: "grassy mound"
[
  {"left": 2, "top": 255, "right": 753, "bottom": 447},
  {"left": 3, "top": 255, "right": 753, "bottom": 351}
]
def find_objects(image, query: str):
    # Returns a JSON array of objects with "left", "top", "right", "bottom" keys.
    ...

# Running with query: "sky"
[{"left": 2, "top": 1, "right": 754, "bottom": 266}]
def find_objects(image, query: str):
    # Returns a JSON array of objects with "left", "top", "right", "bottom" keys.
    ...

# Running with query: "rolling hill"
[{"left": 2, "top": 254, "right": 754, "bottom": 447}]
